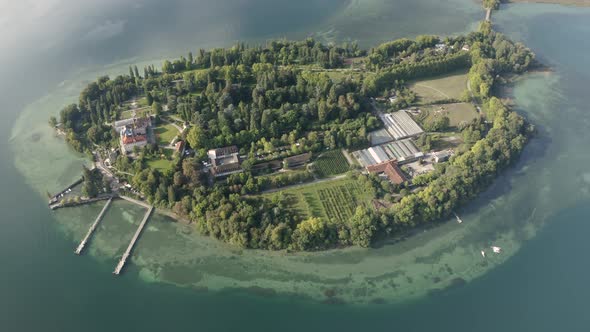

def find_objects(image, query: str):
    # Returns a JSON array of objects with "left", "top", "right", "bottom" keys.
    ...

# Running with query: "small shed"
[{"left": 434, "top": 151, "right": 452, "bottom": 163}]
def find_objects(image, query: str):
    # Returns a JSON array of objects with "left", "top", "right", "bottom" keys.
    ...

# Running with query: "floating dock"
[
  {"left": 75, "top": 197, "right": 113, "bottom": 255},
  {"left": 113, "top": 205, "right": 154, "bottom": 275}
]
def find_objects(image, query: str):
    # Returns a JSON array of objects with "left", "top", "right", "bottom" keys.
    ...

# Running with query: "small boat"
[
  {"left": 491, "top": 246, "right": 502, "bottom": 253},
  {"left": 454, "top": 212, "right": 463, "bottom": 224},
  {"left": 481, "top": 250, "right": 486, "bottom": 258}
]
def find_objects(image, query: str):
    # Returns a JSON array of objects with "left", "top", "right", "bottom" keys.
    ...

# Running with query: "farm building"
[
  {"left": 352, "top": 139, "right": 423, "bottom": 167},
  {"left": 283, "top": 152, "right": 312, "bottom": 169},
  {"left": 370, "top": 111, "right": 424, "bottom": 144},
  {"left": 174, "top": 140, "right": 185, "bottom": 155},
  {"left": 366, "top": 160, "right": 407, "bottom": 185},
  {"left": 208, "top": 145, "right": 242, "bottom": 177},
  {"left": 433, "top": 150, "right": 452, "bottom": 163}
]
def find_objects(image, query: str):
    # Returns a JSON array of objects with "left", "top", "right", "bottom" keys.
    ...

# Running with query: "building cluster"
[
  {"left": 283, "top": 152, "right": 312, "bottom": 169},
  {"left": 206, "top": 144, "right": 314, "bottom": 178},
  {"left": 207, "top": 145, "right": 242, "bottom": 177},
  {"left": 353, "top": 110, "right": 427, "bottom": 185},
  {"left": 374, "top": 91, "right": 397, "bottom": 105},
  {"left": 366, "top": 160, "right": 407, "bottom": 185},
  {"left": 114, "top": 117, "right": 152, "bottom": 154},
  {"left": 369, "top": 111, "right": 424, "bottom": 145},
  {"left": 353, "top": 139, "right": 423, "bottom": 167}
]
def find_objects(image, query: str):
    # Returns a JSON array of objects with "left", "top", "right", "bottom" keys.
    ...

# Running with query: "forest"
[{"left": 55, "top": 22, "right": 534, "bottom": 251}]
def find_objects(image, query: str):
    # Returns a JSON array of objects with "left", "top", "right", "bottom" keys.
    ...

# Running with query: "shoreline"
[{"left": 508, "top": 0, "right": 590, "bottom": 6}]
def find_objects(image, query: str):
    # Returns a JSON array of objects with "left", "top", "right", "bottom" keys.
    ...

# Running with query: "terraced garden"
[
  {"left": 263, "top": 178, "right": 371, "bottom": 223},
  {"left": 313, "top": 150, "right": 350, "bottom": 178},
  {"left": 119, "top": 108, "right": 149, "bottom": 120}
]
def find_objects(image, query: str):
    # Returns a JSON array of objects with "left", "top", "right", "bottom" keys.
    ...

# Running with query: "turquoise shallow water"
[{"left": 2, "top": 1, "right": 590, "bottom": 331}]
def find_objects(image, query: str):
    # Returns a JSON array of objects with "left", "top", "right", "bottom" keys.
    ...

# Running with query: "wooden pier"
[
  {"left": 50, "top": 195, "right": 111, "bottom": 211},
  {"left": 485, "top": 8, "right": 492, "bottom": 22},
  {"left": 48, "top": 177, "right": 84, "bottom": 205},
  {"left": 113, "top": 204, "right": 154, "bottom": 275},
  {"left": 118, "top": 195, "right": 150, "bottom": 209},
  {"left": 75, "top": 197, "right": 113, "bottom": 255}
]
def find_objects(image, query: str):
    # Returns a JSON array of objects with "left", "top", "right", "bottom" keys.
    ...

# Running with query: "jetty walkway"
[
  {"left": 113, "top": 204, "right": 154, "bottom": 275},
  {"left": 118, "top": 195, "right": 151, "bottom": 208},
  {"left": 48, "top": 177, "right": 83, "bottom": 204},
  {"left": 75, "top": 197, "right": 113, "bottom": 255},
  {"left": 50, "top": 195, "right": 111, "bottom": 210}
]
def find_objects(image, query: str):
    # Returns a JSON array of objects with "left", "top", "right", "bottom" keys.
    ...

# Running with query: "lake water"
[{"left": 2, "top": 0, "right": 590, "bottom": 330}]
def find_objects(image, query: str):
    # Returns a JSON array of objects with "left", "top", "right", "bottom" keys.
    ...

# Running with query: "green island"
[{"left": 50, "top": 19, "right": 535, "bottom": 252}]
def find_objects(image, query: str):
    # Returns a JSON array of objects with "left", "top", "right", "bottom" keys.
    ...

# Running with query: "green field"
[
  {"left": 154, "top": 124, "right": 179, "bottom": 145},
  {"left": 323, "top": 70, "right": 362, "bottom": 82},
  {"left": 263, "top": 178, "right": 372, "bottom": 223},
  {"left": 121, "top": 96, "right": 149, "bottom": 109},
  {"left": 147, "top": 149, "right": 175, "bottom": 172},
  {"left": 409, "top": 70, "right": 468, "bottom": 104},
  {"left": 422, "top": 103, "right": 479, "bottom": 127},
  {"left": 313, "top": 150, "right": 350, "bottom": 178}
]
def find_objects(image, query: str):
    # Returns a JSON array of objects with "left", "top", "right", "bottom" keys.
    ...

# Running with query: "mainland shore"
[{"left": 509, "top": 0, "right": 590, "bottom": 6}]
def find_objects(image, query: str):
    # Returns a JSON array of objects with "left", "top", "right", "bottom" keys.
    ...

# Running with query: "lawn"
[
  {"left": 121, "top": 96, "right": 149, "bottom": 109},
  {"left": 154, "top": 124, "right": 179, "bottom": 146},
  {"left": 313, "top": 150, "right": 350, "bottom": 178},
  {"left": 147, "top": 158, "right": 174, "bottom": 172},
  {"left": 147, "top": 150, "right": 175, "bottom": 172},
  {"left": 135, "top": 97, "right": 149, "bottom": 108},
  {"left": 409, "top": 70, "right": 468, "bottom": 104},
  {"left": 263, "top": 178, "right": 372, "bottom": 223},
  {"left": 422, "top": 103, "right": 479, "bottom": 128}
]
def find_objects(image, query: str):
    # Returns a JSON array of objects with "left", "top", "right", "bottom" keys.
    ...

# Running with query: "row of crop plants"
[{"left": 317, "top": 183, "right": 366, "bottom": 223}]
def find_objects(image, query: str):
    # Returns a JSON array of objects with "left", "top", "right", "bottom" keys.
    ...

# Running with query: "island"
[{"left": 49, "top": 19, "right": 535, "bottom": 252}]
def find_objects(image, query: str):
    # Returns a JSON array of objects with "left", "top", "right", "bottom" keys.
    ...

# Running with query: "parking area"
[{"left": 403, "top": 157, "right": 435, "bottom": 178}]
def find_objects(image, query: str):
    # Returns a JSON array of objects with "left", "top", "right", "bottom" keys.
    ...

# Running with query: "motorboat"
[{"left": 454, "top": 212, "right": 463, "bottom": 224}]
